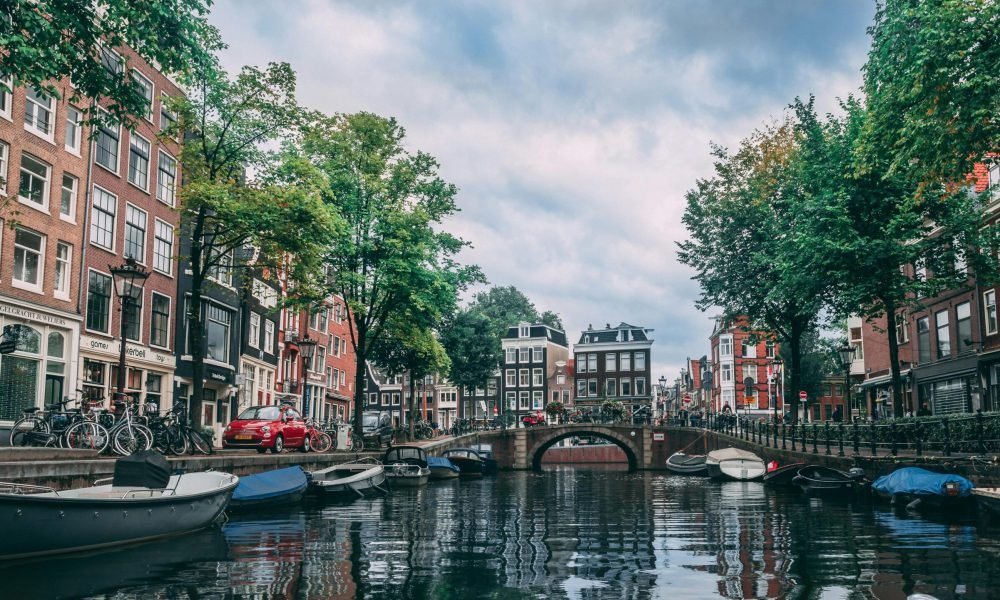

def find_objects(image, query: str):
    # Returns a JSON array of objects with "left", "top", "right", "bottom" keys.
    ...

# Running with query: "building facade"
[
  {"left": 501, "top": 322, "right": 569, "bottom": 423},
  {"left": 572, "top": 322, "right": 653, "bottom": 416},
  {"left": 709, "top": 316, "right": 782, "bottom": 420}
]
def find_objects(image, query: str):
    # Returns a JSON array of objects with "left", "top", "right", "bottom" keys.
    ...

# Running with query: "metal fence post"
[
  {"left": 852, "top": 420, "right": 859, "bottom": 454},
  {"left": 812, "top": 423, "right": 819, "bottom": 454},
  {"left": 790, "top": 421, "right": 797, "bottom": 451},
  {"left": 837, "top": 422, "right": 844, "bottom": 457},
  {"left": 890, "top": 421, "right": 897, "bottom": 456},
  {"left": 977, "top": 410, "right": 986, "bottom": 455},
  {"left": 782, "top": 423, "right": 787, "bottom": 450},
  {"left": 943, "top": 417, "right": 951, "bottom": 456},
  {"left": 824, "top": 422, "right": 832, "bottom": 455},
  {"left": 870, "top": 423, "right": 877, "bottom": 456},
  {"left": 915, "top": 421, "right": 922, "bottom": 456}
]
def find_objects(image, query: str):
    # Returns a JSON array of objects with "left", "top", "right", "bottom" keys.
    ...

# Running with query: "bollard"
[
  {"left": 812, "top": 423, "right": 819, "bottom": 454},
  {"left": 870, "top": 423, "right": 877, "bottom": 456},
  {"left": 852, "top": 420, "right": 860, "bottom": 454},
  {"left": 782, "top": 423, "right": 787, "bottom": 450},
  {"left": 943, "top": 417, "right": 951, "bottom": 456},
  {"left": 824, "top": 422, "right": 831, "bottom": 455},
  {"left": 837, "top": 422, "right": 844, "bottom": 457},
  {"left": 977, "top": 410, "right": 986, "bottom": 455},
  {"left": 890, "top": 421, "right": 897, "bottom": 456},
  {"left": 915, "top": 421, "right": 923, "bottom": 456}
]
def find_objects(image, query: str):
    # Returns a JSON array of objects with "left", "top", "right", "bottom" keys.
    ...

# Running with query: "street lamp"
[
  {"left": 110, "top": 257, "right": 149, "bottom": 407},
  {"left": 299, "top": 333, "right": 318, "bottom": 419},
  {"left": 837, "top": 345, "right": 854, "bottom": 422},
  {"left": 658, "top": 375, "right": 667, "bottom": 420},
  {"left": 771, "top": 358, "right": 783, "bottom": 423}
]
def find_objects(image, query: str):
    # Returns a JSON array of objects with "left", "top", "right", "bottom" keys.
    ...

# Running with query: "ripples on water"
[{"left": 4, "top": 467, "right": 1000, "bottom": 599}]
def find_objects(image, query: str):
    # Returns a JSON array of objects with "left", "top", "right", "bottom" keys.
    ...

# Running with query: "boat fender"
[{"left": 767, "top": 461, "right": 779, "bottom": 473}]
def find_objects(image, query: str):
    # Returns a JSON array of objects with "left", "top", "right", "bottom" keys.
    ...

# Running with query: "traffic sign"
[{"left": 799, "top": 390, "right": 807, "bottom": 400}]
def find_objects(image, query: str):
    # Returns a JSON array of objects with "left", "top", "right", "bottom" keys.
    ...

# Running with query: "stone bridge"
[{"left": 424, "top": 425, "right": 711, "bottom": 471}]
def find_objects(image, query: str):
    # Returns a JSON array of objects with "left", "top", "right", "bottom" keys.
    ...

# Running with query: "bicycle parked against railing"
[
  {"left": 9, "top": 396, "right": 111, "bottom": 452},
  {"left": 170, "top": 404, "right": 213, "bottom": 455},
  {"left": 304, "top": 418, "right": 333, "bottom": 453}
]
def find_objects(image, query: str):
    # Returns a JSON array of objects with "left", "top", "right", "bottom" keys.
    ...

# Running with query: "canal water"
[{"left": 4, "top": 467, "right": 1000, "bottom": 599}]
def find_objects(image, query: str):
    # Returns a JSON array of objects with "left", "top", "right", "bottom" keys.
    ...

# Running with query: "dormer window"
[{"left": 519, "top": 325, "right": 529, "bottom": 337}]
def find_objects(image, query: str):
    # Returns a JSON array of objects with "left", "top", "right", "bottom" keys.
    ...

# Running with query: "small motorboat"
[
  {"left": 442, "top": 448, "right": 485, "bottom": 476},
  {"left": 470, "top": 443, "right": 499, "bottom": 475},
  {"left": 310, "top": 457, "right": 387, "bottom": 500},
  {"left": 665, "top": 451, "right": 708, "bottom": 475},
  {"left": 382, "top": 445, "right": 431, "bottom": 487},
  {"left": 792, "top": 465, "right": 864, "bottom": 495},
  {"left": 705, "top": 448, "right": 766, "bottom": 481},
  {"left": 229, "top": 466, "right": 308, "bottom": 510},
  {"left": 0, "top": 451, "right": 237, "bottom": 560},
  {"left": 762, "top": 462, "right": 808, "bottom": 487},
  {"left": 871, "top": 467, "right": 975, "bottom": 510},
  {"left": 972, "top": 487, "right": 1000, "bottom": 518},
  {"left": 427, "top": 456, "right": 461, "bottom": 480}
]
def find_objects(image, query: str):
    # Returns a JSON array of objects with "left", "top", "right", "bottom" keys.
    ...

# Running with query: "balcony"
[{"left": 285, "top": 329, "right": 300, "bottom": 343}]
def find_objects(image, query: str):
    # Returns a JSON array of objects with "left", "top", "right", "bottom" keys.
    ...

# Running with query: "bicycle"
[
  {"left": 171, "top": 404, "right": 213, "bottom": 455},
  {"left": 106, "top": 395, "right": 153, "bottom": 455},
  {"left": 304, "top": 418, "right": 333, "bottom": 453}
]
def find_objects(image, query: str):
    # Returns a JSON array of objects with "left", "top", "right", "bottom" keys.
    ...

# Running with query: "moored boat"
[
  {"left": 792, "top": 465, "right": 863, "bottom": 495},
  {"left": 0, "top": 452, "right": 237, "bottom": 560},
  {"left": 972, "top": 487, "right": 1000, "bottom": 517},
  {"left": 470, "top": 443, "right": 499, "bottom": 475},
  {"left": 229, "top": 466, "right": 308, "bottom": 510},
  {"left": 871, "top": 467, "right": 974, "bottom": 511},
  {"left": 442, "top": 448, "right": 484, "bottom": 476},
  {"left": 310, "top": 457, "right": 387, "bottom": 499},
  {"left": 383, "top": 445, "right": 431, "bottom": 487},
  {"left": 705, "top": 448, "right": 765, "bottom": 481},
  {"left": 665, "top": 451, "right": 708, "bottom": 475},
  {"left": 427, "top": 456, "right": 461, "bottom": 480},
  {"left": 762, "top": 462, "right": 808, "bottom": 487}
]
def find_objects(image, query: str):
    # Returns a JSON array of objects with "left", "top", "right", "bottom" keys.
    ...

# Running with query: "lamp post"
[
  {"left": 659, "top": 375, "right": 667, "bottom": 421},
  {"left": 110, "top": 257, "right": 149, "bottom": 407},
  {"left": 299, "top": 334, "right": 318, "bottom": 420},
  {"left": 837, "top": 345, "right": 854, "bottom": 422},
  {"left": 771, "top": 358, "right": 783, "bottom": 423}
]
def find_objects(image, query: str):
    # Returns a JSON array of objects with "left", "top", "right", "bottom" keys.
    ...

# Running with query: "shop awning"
[{"left": 858, "top": 370, "right": 911, "bottom": 390}]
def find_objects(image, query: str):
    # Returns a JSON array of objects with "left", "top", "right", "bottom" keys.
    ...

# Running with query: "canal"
[{"left": 4, "top": 466, "right": 1000, "bottom": 599}]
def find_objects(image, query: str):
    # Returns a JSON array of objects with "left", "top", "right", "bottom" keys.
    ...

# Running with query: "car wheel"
[
  {"left": 300, "top": 434, "right": 311, "bottom": 453},
  {"left": 271, "top": 435, "right": 284, "bottom": 454},
  {"left": 256, "top": 447, "right": 267, "bottom": 454}
]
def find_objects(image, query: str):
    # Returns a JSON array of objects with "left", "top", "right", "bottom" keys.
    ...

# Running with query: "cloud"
[{"left": 208, "top": 0, "right": 874, "bottom": 378}]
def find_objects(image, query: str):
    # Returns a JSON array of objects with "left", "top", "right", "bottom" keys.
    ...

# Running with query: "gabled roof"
[
  {"left": 576, "top": 322, "right": 653, "bottom": 345},
  {"left": 502, "top": 323, "right": 568, "bottom": 347}
]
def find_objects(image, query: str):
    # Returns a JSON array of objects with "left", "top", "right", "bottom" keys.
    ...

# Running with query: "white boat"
[
  {"left": 382, "top": 445, "right": 431, "bottom": 487},
  {"left": 310, "top": 457, "right": 387, "bottom": 499},
  {"left": 705, "top": 448, "right": 766, "bottom": 481}
]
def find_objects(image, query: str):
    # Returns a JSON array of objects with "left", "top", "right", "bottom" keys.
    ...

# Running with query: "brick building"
[
  {"left": 572, "top": 322, "right": 653, "bottom": 416},
  {"left": 708, "top": 316, "right": 782, "bottom": 420}
]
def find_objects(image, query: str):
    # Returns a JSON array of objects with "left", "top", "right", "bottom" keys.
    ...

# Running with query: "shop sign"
[
  {"left": 207, "top": 367, "right": 235, "bottom": 384},
  {"left": 0, "top": 302, "right": 69, "bottom": 327},
  {"left": 80, "top": 335, "right": 175, "bottom": 367},
  {"left": 652, "top": 432, "right": 665, "bottom": 441}
]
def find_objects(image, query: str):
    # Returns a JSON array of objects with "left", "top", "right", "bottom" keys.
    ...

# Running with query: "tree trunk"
[
  {"left": 187, "top": 209, "right": 207, "bottom": 430},
  {"left": 787, "top": 320, "right": 803, "bottom": 424},
  {"left": 353, "top": 324, "right": 367, "bottom": 438},
  {"left": 884, "top": 298, "right": 905, "bottom": 418}
]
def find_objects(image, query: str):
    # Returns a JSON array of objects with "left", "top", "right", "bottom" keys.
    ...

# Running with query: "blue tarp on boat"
[
  {"left": 427, "top": 456, "right": 459, "bottom": 473},
  {"left": 872, "top": 467, "right": 974, "bottom": 498},
  {"left": 231, "top": 466, "right": 308, "bottom": 503}
]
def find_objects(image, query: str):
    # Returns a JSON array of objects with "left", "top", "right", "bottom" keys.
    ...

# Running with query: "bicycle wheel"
[
  {"left": 112, "top": 425, "right": 153, "bottom": 455},
  {"left": 9, "top": 416, "right": 50, "bottom": 447},
  {"left": 188, "top": 430, "right": 213, "bottom": 455},
  {"left": 150, "top": 425, "right": 172, "bottom": 454},
  {"left": 64, "top": 421, "right": 110, "bottom": 453},
  {"left": 312, "top": 432, "right": 333, "bottom": 453},
  {"left": 168, "top": 425, "right": 190, "bottom": 455}
]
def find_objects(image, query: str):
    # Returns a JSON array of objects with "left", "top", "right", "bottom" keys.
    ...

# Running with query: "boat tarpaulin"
[
  {"left": 232, "top": 466, "right": 308, "bottom": 502},
  {"left": 872, "top": 467, "right": 974, "bottom": 498},
  {"left": 113, "top": 450, "right": 171, "bottom": 488}
]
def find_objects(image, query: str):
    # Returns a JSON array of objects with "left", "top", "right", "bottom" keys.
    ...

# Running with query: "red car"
[
  {"left": 522, "top": 412, "right": 546, "bottom": 427},
  {"left": 223, "top": 404, "right": 309, "bottom": 453}
]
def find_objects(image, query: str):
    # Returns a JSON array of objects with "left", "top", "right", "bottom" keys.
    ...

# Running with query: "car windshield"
[{"left": 237, "top": 406, "right": 281, "bottom": 421}]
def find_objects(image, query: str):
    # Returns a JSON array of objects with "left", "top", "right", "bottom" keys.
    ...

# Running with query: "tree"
[
  {"left": 469, "top": 285, "right": 543, "bottom": 332},
  {"left": 2, "top": 0, "right": 223, "bottom": 123},
  {"left": 678, "top": 117, "right": 826, "bottom": 423},
  {"left": 174, "top": 62, "right": 341, "bottom": 427},
  {"left": 862, "top": 0, "right": 1000, "bottom": 185},
  {"left": 302, "top": 112, "right": 480, "bottom": 438}
]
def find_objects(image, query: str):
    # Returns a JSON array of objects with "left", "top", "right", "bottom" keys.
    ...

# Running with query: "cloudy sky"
[{"left": 209, "top": 0, "right": 875, "bottom": 381}]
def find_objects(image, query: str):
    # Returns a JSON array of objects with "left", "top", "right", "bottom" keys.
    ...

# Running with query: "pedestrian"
[
  {"left": 917, "top": 402, "right": 931, "bottom": 417},
  {"left": 832, "top": 406, "right": 843, "bottom": 423}
]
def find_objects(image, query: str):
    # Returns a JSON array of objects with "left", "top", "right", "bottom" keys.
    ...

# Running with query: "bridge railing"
[{"left": 702, "top": 411, "right": 1000, "bottom": 458}]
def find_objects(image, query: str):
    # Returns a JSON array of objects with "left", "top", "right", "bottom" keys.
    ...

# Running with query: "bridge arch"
[{"left": 528, "top": 426, "right": 641, "bottom": 472}]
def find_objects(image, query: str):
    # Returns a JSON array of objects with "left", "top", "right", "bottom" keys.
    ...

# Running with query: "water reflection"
[{"left": 2, "top": 469, "right": 999, "bottom": 599}]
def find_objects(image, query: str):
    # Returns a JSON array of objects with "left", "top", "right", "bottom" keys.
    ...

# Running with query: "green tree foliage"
[
  {"left": 302, "top": 112, "right": 480, "bottom": 436},
  {"left": 862, "top": 0, "right": 1000, "bottom": 185},
  {"left": 175, "top": 62, "right": 341, "bottom": 426},
  {"left": 2, "top": 0, "right": 223, "bottom": 123}
]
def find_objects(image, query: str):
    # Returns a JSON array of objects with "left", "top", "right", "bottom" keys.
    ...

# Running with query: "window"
[
  {"left": 588, "top": 379, "right": 598, "bottom": 396},
  {"left": 894, "top": 312, "right": 908, "bottom": 344},
  {"left": 91, "top": 187, "right": 117, "bottom": 250},
  {"left": 743, "top": 364, "right": 756, "bottom": 383},
  {"left": 917, "top": 316, "right": 931, "bottom": 364},
  {"left": 207, "top": 247, "right": 232, "bottom": 286},
  {"left": 915, "top": 261, "right": 927, "bottom": 282},
  {"left": 54, "top": 242, "right": 71, "bottom": 299},
  {"left": 95, "top": 113, "right": 120, "bottom": 173},
  {"left": 954, "top": 238, "right": 967, "bottom": 275},
  {"left": 159, "top": 93, "right": 177, "bottom": 132},
  {"left": 0, "top": 76, "right": 10, "bottom": 119},
  {"left": 100, "top": 46, "right": 123, "bottom": 75},
  {"left": 156, "top": 151, "right": 176, "bottom": 205},
  {"left": 935, "top": 310, "right": 950, "bottom": 359},
  {"left": 721, "top": 363, "right": 733, "bottom": 383},
  {"left": 606, "top": 353, "right": 617, "bottom": 372},
  {"left": 606, "top": 378, "right": 617, "bottom": 396},
  {"left": 60, "top": 173, "right": 78, "bottom": 220},
  {"left": 587, "top": 353, "right": 597, "bottom": 373},
  {"left": 153, "top": 219, "right": 173, "bottom": 274},
  {"left": 532, "top": 391, "right": 543, "bottom": 410},
  {"left": 519, "top": 369, "right": 529, "bottom": 387},
  {"left": 635, "top": 377, "right": 646, "bottom": 396},
  {"left": 519, "top": 391, "right": 530, "bottom": 409},
  {"left": 986, "top": 290, "right": 998, "bottom": 335},
  {"left": 621, "top": 378, "right": 632, "bottom": 396},
  {"left": 86, "top": 271, "right": 112, "bottom": 333},
  {"left": 765, "top": 341, "right": 775, "bottom": 358},
  {"left": 132, "top": 70, "right": 154, "bottom": 120},
  {"left": 505, "top": 370, "right": 516, "bottom": 386},
  {"left": 957, "top": 302, "right": 972, "bottom": 353},
  {"left": 313, "top": 346, "right": 326, "bottom": 373},
  {"left": 532, "top": 346, "right": 543, "bottom": 362},
  {"left": 519, "top": 325, "right": 529, "bottom": 337},
  {"left": 127, "top": 133, "right": 150, "bottom": 190},
  {"left": 742, "top": 342, "right": 757, "bottom": 358},
  {"left": 0, "top": 140, "right": 8, "bottom": 194},
  {"left": 13, "top": 227, "right": 44, "bottom": 291},
  {"left": 576, "top": 379, "right": 587, "bottom": 398},
  {"left": 519, "top": 347, "right": 530, "bottom": 363},
  {"left": 124, "top": 289, "right": 143, "bottom": 342},
  {"left": 65, "top": 106, "right": 82, "bottom": 153},
  {"left": 634, "top": 352, "right": 646, "bottom": 371},
  {"left": 249, "top": 313, "right": 260, "bottom": 348},
  {"left": 506, "top": 391, "right": 517, "bottom": 409},
  {"left": 720, "top": 336, "right": 733, "bottom": 357},
  {"left": 505, "top": 347, "right": 517, "bottom": 364},
  {"left": 264, "top": 320, "right": 275, "bottom": 351},
  {"left": 124, "top": 204, "right": 147, "bottom": 262},
  {"left": 621, "top": 353, "right": 632, "bottom": 372},
  {"left": 23, "top": 88, "right": 54, "bottom": 139},
  {"left": 206, "top": 304, "right": 232, "bottom": 362},
  {"left": 18, "top": 153, "right": 50, "bottom": 209},
  {"left": 532, "top": 368, "right": 543, "bottom": 386},
  {"left": 151, "top": 293, "right": 170, "bottom": 348}
]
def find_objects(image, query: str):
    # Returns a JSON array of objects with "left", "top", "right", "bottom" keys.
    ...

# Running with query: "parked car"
[
  {"left": 522, "top": 412, "right": 546, "bottom": 427},
  {"left": 362, "top": 411, "right": 394, "bottom": 448},
  {"left": 223, "top": 404, "right": 309, "bottom": 453}
]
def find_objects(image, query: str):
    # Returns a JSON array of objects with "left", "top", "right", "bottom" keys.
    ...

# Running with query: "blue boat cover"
[
  {"left": 427, "top": 456, "right": 459, "bottom": 473},
  {"left": 232, "top": 466, "right": 308, "bottom": 502},
  {"left": 871, "top": 467, "right": 974, "bottom": 498}
]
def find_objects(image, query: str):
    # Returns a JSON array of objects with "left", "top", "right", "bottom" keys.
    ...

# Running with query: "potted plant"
[{"left": 546, "top": 401, "right": 566, "bottom": 424}]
